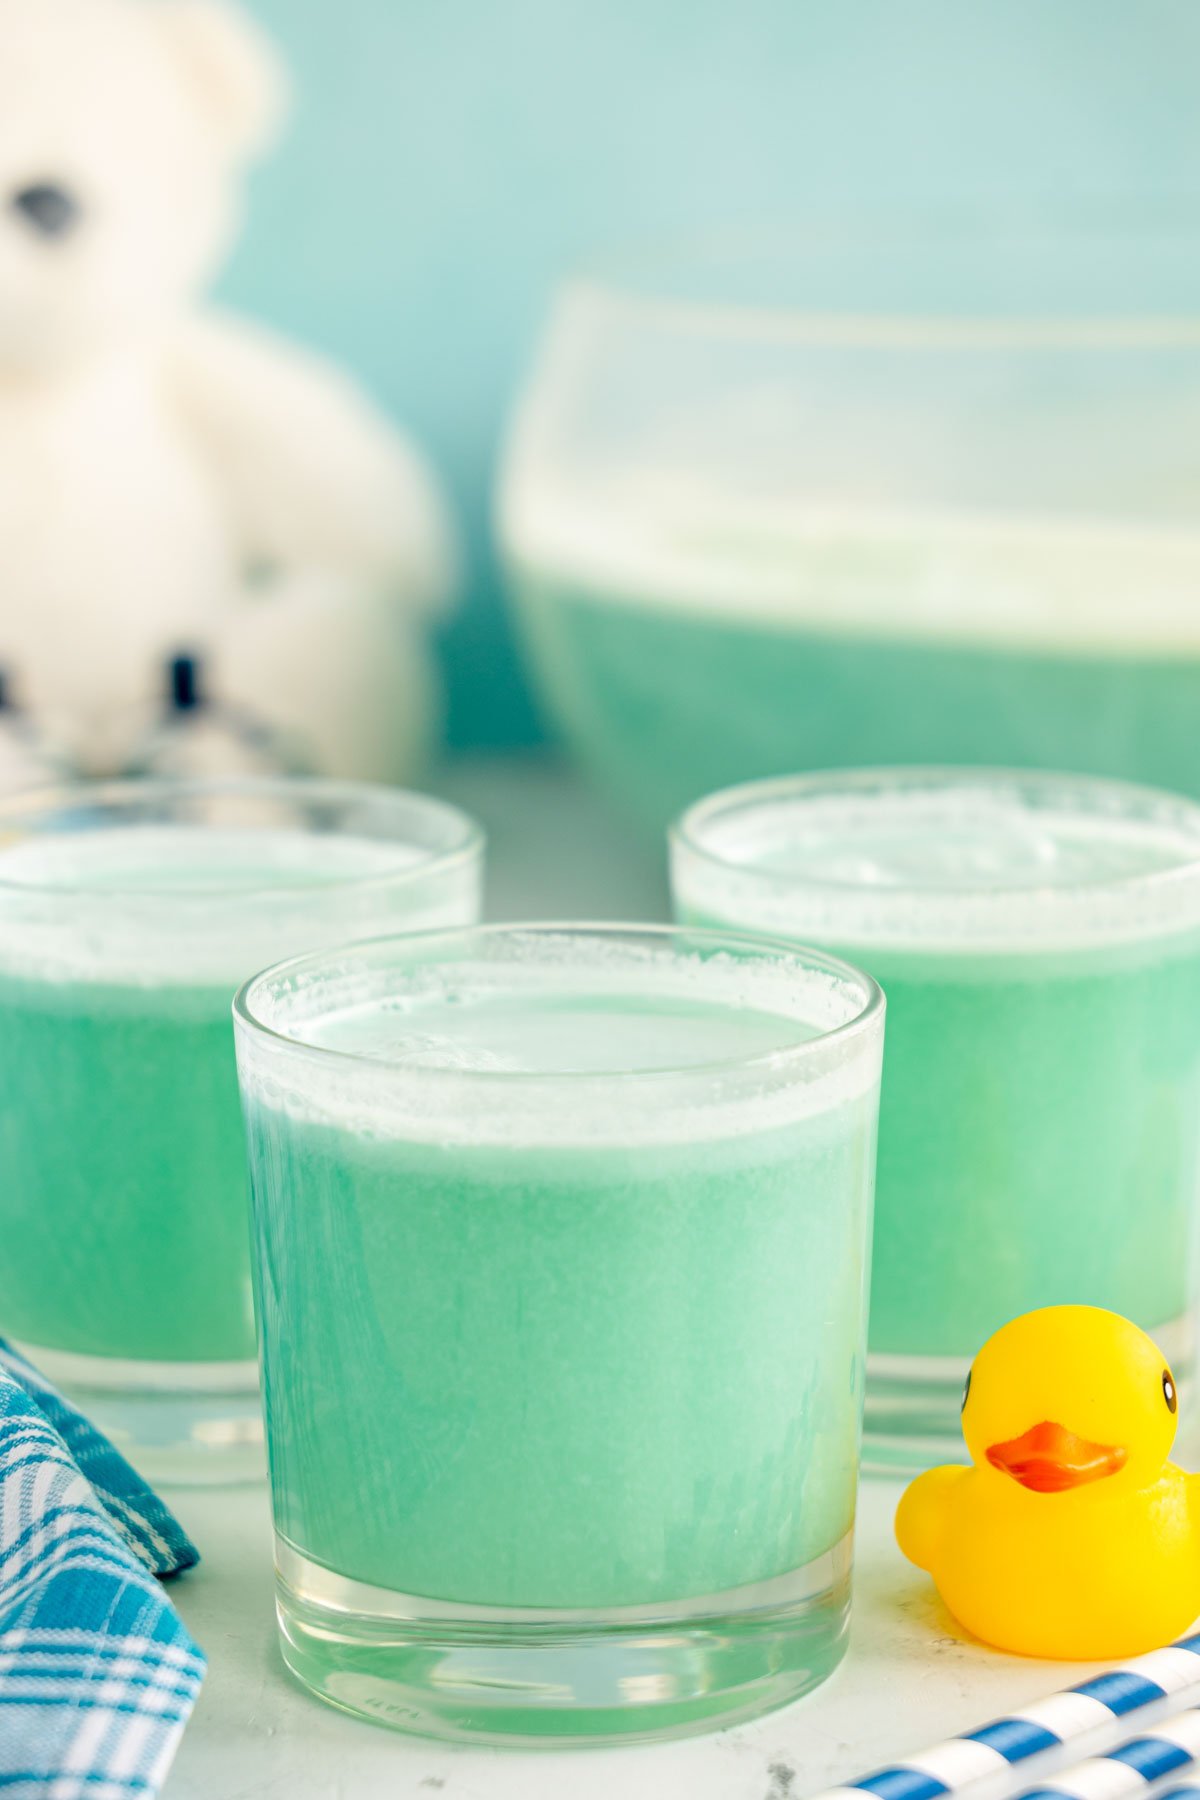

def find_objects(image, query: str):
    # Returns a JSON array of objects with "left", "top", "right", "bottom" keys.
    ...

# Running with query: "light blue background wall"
[{"left": 220, "top": 0, "right": 1200, "bottom": 747}]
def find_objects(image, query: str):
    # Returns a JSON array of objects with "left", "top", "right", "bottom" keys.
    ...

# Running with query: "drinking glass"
[
  {"left": 234, "top": 922, "right": 883, "bottom": 1743},
  {"left": 0, "top": 778, "right": 483, "bottom": 1481},
  {"left": 672, "top": 768, "right": 1200, "bottom": 1470},
  {"left": 500, "top": 225, "right": 1200, "bottom": 835}
]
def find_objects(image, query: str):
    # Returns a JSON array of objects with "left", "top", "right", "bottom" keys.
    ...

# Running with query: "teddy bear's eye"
[
  {"left": 961, "top": 1368, "right": 972, "bottom": 1412},
  {"left": 9, "top": 182, "right": 80, "bottom": 240},
  {"left": 1163, "top": 1370, "right": 1178, "bottom": 1414}
]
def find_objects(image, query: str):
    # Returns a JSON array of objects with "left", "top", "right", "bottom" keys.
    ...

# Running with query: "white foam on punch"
[
  {"left": 673, "top": 775, "right": 1200, "bottom": 955},
  {"left": 501, "top": 467, "right": 1200, "bottom": 654},
  {"left": 306, "top": 993, "right": 815, "bottom": 1075},
  {"left": 235, "top": 931, "right": 885, "bottom": 1147},
  {"left": 0, "top": 827, "right": 424, "bottom": 896},
  {"left": 0, "top": 826, "right": 480, "bottom": 988}
]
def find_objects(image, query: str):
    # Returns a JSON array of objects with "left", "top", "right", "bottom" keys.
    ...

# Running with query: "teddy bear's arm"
[{"left": 166, "top": 310, "right": 455, "bottom": 607}]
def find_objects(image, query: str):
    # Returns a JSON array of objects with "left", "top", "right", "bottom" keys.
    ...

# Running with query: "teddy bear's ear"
[{"left": 157, "top": 0, "right": 289, "bottom": 160}]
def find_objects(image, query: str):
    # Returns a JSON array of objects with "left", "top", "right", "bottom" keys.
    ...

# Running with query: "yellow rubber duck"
[{"left": 896, "top": 1305, "right": 1200, "bottom": 1659}]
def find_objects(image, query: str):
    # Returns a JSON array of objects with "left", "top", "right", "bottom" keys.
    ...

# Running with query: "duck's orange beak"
[{"left": 986, "top": 1420, "right": 1127, "bottom": 1493}]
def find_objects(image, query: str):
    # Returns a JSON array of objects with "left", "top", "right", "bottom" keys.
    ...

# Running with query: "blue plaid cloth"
[{"left": 0, "top": 1340, "right": 205, "bottom": 1800}]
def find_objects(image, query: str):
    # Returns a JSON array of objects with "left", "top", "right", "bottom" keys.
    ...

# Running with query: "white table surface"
[{"left": 163, "top": 755, "right": 1109, "bottom": 1799}]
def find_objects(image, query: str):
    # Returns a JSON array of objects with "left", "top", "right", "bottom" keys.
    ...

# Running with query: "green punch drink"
[
  {"left": 235, "top": 923, "right": 883, "bottom": 1743},
  {"left": 508, "top": 504, "right": 1200, "bottom": 835},
  {"left": 672, "top": 770, "right": 1200, "bottom": 1469},
  {"left": 501, "top": 235, "right": 1200, "bottom": 837},
  {"left": 0, "top": 781, "right": 482, "bottom": 1480}
]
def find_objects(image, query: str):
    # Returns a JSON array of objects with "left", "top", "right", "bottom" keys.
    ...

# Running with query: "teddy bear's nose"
[{"left": 10, "top": 182, "right": 80, "bottom": 239}]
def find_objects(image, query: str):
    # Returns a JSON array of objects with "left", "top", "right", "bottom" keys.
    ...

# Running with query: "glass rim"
[
  {"left": 0, "top": 776, "right": 485, "bottom": 905},
  {"left": 561, "top": 215, "right": 1200, "bottom": 348},
  {"left": 671, "top": 766, "right": 1200, "bottom": 937},
  {"left": 232, "top": 919, "right": 885, "bottom": 1094}
]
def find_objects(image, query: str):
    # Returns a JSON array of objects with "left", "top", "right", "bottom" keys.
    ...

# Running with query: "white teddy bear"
[{"left": 0, "top": 0, "right": 454, "bottom": 787}]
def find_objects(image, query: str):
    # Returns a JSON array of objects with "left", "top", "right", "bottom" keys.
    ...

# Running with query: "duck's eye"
[
  {"left": 1163, "top": 1370, "right": 1178, "bottom": 1414},
  {"left": 961, "top": 1368, "right": 972, "bottom": 1412}
]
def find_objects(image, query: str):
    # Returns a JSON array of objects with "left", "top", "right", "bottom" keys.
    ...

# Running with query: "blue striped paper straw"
[
  {"left": 1018, "top": 1706, "right": 1200, "bottom": 1799},
  {"left": 813, "top": 1633, "right": 1200, "bottom": 1800}
]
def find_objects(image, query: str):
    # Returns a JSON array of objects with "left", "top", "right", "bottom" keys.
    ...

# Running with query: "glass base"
[
  {"left": 274, "top": 1532, "right": 852, "bottom": 1746},
  {"left": 863, "top": 1310, "right": 1195, "bottom": 1478},
  {"left": 16, "top": 1341, "right": 265, "bottom": 1487}
]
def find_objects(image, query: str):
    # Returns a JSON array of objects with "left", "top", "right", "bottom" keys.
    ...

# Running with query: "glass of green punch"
[
  {"left": 0, "top": 778, "right": 483, "bottom": 1481},
  {"left": 234, "top": 922, "right": 883, "bottom": 1743},
  {"left": 672, "top": 767, "right": 1200, "bottom": 1471}
]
